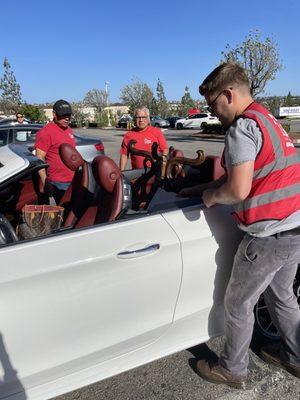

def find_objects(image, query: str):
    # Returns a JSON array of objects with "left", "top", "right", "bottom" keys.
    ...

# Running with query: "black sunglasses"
[{"left": 207, "top": 91, "right": 224, "bottom": 114}]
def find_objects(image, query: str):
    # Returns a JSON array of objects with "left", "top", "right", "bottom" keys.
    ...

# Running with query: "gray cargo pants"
[{"left": 219, "top": 233, "right": 300, "bottom": 376}]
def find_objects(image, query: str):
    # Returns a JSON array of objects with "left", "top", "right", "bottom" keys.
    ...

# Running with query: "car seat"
[
  {"left": 75, "top": 155, "right": 131, "bottom": 228},
  {"left": 59, "top": 143, "right": 97, "bottom": 227}
]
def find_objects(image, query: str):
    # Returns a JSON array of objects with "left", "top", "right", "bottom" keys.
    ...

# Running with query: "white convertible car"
[{"left": 0, "top": 144, "right": 298, "bottom": 400}]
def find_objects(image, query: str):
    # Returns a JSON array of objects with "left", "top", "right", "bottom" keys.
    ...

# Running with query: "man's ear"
[{"left": 224, "top": 89, "right": 233, "bottom": 104}]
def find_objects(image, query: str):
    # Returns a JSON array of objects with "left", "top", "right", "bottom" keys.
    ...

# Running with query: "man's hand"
[
  {"left": 44, "top": 180, "right": 56, "bottom": 196},
  {"left": 202, "top": 189, "right": 216, "bottom": 208}
]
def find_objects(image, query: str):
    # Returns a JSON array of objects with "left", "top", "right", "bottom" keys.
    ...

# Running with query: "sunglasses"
[{"left": 207, "top": 91, "right": 224, "bottom": 114}]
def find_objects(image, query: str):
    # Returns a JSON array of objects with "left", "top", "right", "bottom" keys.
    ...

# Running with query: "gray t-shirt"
[{"left": 224, "top": 118, "right": 300, "bottom": 237}]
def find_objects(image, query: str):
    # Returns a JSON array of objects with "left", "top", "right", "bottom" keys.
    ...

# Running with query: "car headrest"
[
  {"left": 92, "top": 155, "right": 122, "bottom": 194},
  {"left": 59, "top": 143, "right": 84, "bottom": 171}
]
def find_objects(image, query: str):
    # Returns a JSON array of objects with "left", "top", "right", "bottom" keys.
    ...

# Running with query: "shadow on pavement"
[{"left": 187, "top": 343, "right": 219, "bottom": 375}]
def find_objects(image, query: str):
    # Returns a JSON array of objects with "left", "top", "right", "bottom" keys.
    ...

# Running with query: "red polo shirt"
[
  {"left": 120, "top": 126, "right": 168, "bottom": 169},
  {"left": 35, "top": 121, "right": 76, "bottom": 182}
]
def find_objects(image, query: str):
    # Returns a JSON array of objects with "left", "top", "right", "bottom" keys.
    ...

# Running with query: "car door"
[
  {"left": 163, "top": 204, "right": 243, "bottom": 338},
  {"left": 0, "top": 128, "right": 10, "bottom": 147},
  {"left": 189, "top": 114, "right": 202, "bottom": 128},
  {"left": 0, "top": 214, "right": 182, "bottom": 397}
]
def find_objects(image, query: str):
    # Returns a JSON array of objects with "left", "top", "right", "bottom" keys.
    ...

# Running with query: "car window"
[
  {"left": 0, "top": 129, "right": 9, "bottom": 146},
  {"left": 190, "top": 114, "right": 200, "bottom": 119},
  {"left": 198, "top": 113, "right": 208, "bottom": 118},
  {"left": 13, "top": 128, "right": 39, "bottom": 143}
]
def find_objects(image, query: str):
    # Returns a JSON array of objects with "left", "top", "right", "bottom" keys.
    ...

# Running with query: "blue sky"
[{"left": 0, "top": 0, "right": 299, "bottom": 104}]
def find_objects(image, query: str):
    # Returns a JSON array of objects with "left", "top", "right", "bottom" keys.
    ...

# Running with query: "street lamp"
[
  {"left": 105, "top": 81, "right": 111, "bottom": 126},
  {"left": 105, "top": 81, "right": 110, "bottom": 106}
]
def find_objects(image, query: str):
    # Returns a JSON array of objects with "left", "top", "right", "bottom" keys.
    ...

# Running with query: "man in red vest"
[{"left": 181, "top": 62, "right": 300, "bottom": 388}]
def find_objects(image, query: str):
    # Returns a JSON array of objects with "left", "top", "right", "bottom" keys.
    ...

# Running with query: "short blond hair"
[{"left": 199, "top": 62, "right": 250, "bottom": 97}]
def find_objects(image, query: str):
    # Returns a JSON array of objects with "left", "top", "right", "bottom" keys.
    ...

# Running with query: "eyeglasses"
[
  {"left": 207, "top": 91, "right": 224, "bottom": 114},
  {"left": 135, "top": 116, "right": 148, "bottom": 120}
]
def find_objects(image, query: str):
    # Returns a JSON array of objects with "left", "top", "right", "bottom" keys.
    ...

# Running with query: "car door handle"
[{"left": 117, "top": 243, "right": 160, "bottom": 259}]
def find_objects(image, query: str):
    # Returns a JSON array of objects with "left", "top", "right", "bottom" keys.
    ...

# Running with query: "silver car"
[
  {"left": 150, "top": 116, "right": 170, "bottom": 128},
  {"left": 0, "top": 123, "right": 104, "bottom": 161}
]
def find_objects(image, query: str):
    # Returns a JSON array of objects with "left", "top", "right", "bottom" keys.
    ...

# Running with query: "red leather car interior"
[
  {"left": 75, "top": 155, "right": 124, "bottom": 228},
  {"left": 59, "top": 143, "right": 95, "bottom": 228}
]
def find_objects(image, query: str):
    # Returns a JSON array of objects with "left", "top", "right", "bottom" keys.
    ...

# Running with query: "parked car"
[
  {"left": 116, "top": 116, "right": 133, "bottom": 129},
  {"left": 0, "top": 123, "right": 104, "bottom": 161},
  {"left": 166, "top": 116, "right": 182, "bottom": 128},
  {"left": 0, "top": 144, "right": 298, "bottom": 400},
  {"left": 175, "top": 113, "right": 220, "bottom": 129},
  {"left": 0, "top": 117, "right": 31, "bottom": 125},
  {"left": 150, "top": 116, "right": 170, "bottom": 128}
]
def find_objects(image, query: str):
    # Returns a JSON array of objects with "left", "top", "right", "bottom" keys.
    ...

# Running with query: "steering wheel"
[{"left": 0, "top": 214, "right": 18, "bottom": 244}]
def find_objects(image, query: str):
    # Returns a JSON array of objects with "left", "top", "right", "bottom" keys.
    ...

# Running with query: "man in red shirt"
[
  {"left": 35, "top": 99, "right": 76, "bottom": 204},
  {"left": 119, "top": 107, "right": 168, "bottom": 170}
]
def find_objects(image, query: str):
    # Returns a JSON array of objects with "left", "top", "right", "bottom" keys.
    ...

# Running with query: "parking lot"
[{"left": 54, "top": 127, "right": 300, "bottom": 400}]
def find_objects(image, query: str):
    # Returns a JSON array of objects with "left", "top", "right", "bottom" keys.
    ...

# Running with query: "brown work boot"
[
  {"left": 196, "top": 360, "right": 247, "bottom": 389},
  {"left": 260, "top": 346, "right": 300, "bottom": 378}
]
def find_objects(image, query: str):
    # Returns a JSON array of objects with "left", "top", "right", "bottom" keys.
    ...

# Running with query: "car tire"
[
  {"left": 176, "top": 123, "right": 183, "bottom": 130},
  {"left": 201, "top": 122, "right": 208, "bottom": 129}
]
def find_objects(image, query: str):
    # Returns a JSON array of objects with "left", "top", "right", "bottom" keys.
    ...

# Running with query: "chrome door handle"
[{"left": 117, "top": 243, "right": 160, "bottom": 259}]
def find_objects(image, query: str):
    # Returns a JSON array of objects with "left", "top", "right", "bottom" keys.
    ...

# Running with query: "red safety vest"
[{"left": 225, "top": 102, "right": 300, "bottom": 225}]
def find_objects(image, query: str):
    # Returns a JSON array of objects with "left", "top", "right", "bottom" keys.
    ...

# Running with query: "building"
[{"left": 43, "top": 103, "right": 129, "bottom": 122}]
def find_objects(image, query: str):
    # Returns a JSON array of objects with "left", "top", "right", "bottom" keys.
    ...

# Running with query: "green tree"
[
  {"left": 0, "top": 57, "right": 22, "bottom": 114},
  {"left": 71, "top": 102, "right": 90, "bottom": 127},
  {"left": 156, "top": 78, "right": 169, "bottom": 117},
  {"left": 120, "top": 78, "right": 154, "bottom": 115},
  {"left": 284, "top": 91, "right": 293, "bottom": 107},
  {"left": 150, "top": 97, "right": 159, "bottom": 116},
  {"left": 178, "top": 86, "right": 196, "bottom": 116},
  {"left": 108, "top": 109, "right": 117, "bottom": 127},
  {"left": 221, "top": 30, "right": 283, "bottom": 97},
  {"left": 84, "top": 89, "right": 108, "bottom": 115},
  {"left": 96, "top": 110, "right": 109, "bottom": 127},
  {"left": 19, "top": 103, "right": 46, "bottom": 123},
  {"left": 263, "top": 96, "right": 281, "bottom": 116}
]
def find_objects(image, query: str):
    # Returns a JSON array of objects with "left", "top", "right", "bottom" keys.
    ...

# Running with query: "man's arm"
[
  {"left": 36, "top": 148, "right": 47, "bottom": 189},
  {"left": 178, "top": 174, "right": 226, "bottom": 197},
  {"left": 119, "top": 154, "right": 128, "bottom": 171},
  {"left": 202, "top": 161, "right": 254, "bottom": 207}
]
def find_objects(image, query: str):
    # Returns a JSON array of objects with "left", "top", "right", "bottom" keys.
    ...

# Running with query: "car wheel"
[
  {"left": 254, "top": 266, "right": 300, "bottom": 341},
  {"left": 176, "top": 123, "right": 183, "bottom": 130},
  {"left": 201, "top": 122, "right": 208, "bottom": 129}
]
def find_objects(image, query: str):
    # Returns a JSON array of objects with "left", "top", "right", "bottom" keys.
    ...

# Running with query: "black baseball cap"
[{"left": 53, "top": 99, "right": 72, "bottom": 116}]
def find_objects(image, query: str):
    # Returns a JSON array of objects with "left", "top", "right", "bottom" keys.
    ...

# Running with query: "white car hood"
[{"left": 0, "top": 145, "right": 29, "bottom": 183}]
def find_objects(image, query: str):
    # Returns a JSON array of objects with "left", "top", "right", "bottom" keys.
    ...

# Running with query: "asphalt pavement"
[{"left": 53, "top": 128, "right": 300, "bottom": 400}]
